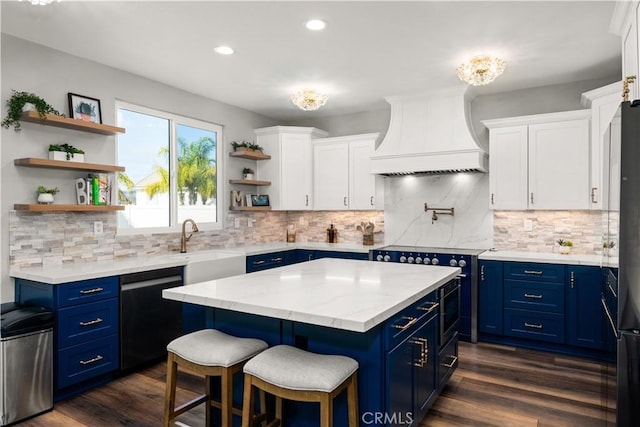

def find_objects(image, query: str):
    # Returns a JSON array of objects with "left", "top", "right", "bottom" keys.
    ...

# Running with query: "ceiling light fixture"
[
  {"left": 291, "top": 89, "right": 328, "bottom": 111},
  {"left": 456, "top": 55, "right": 507, "bottom": 86},
  {"left": 214, "top": 46, "right": 234, "bottom": 55},
  {"left": 305, "top": 19, "right": 326, "bottom": 31},
  {"left": 20, "top": 0, "right": 60, "bottom": 5}
]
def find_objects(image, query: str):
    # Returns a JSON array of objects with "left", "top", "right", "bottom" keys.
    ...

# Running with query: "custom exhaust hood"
[{"left": 370, "top": 86, "right": 488, "bottom": 176}]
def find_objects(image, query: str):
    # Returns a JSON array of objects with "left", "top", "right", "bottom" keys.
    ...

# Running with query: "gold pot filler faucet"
[{"left": 180, "top": 218, "right": 199, "bottom": 253}]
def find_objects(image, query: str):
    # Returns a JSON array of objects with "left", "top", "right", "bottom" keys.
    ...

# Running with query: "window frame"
[{"left": 115, "top": 100, "right": 225, "bottom": 235}]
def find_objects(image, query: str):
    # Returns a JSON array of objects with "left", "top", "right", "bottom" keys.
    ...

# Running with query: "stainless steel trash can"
[{"left": 0, "top": 303, "right": 54, "bottom": 426}]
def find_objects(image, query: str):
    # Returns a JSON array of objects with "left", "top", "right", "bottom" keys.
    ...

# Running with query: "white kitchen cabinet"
[
  {"left": 254, "top": 126, "right": 328, "bottom": 211},
  {"left": 611, "top": 1, "right": 640, "bottom": 101},
  {"left": 483, "top": 110, "right": 591, "bottom": 210},
  {"left": 313, "top": 133, "right": 381, "bottom": 210}
]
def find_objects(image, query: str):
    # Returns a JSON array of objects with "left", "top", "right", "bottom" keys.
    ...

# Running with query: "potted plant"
[
  {"left": 49, "top": 143, "right": 85, "bottom": 162},
  {"left": 603, "top": 241, "right": 616, "bottom": 255},
  {"left": 36, "top": 185, "right": 59, "bottom": 204},
  {"left": 243, "top": 167, "right": 255, "bottom": 180},
  {"left": 1, "top": 90, "right": 64, "bottom": 131},
  {"left": 556, "top": 238, "right": 573, "bottom": 254},
  {"left": 232, "top": 140, "right": 263, "bottom": 154}
]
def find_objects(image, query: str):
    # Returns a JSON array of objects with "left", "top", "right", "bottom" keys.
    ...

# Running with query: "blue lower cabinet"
[
  {"left": 504, "top": 308, "right": 565, "bottom": 344},
  {"left": 246, "top": 250, "right": 293, "bottom": 272},
  {"left": 566, "top": 266, "right": 605, "bottom": 350},
  {"left": 57, "top": 298, "right": 118, "bottom": 348},
  {"left": 478, "top": 261, "right": 504, "bottom": 335},
  {"left": 57, "top": 335, "right": 119, "bottom": 389}
]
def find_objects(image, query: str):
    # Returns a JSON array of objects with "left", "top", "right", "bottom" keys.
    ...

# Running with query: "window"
[{"left": 116, "top": 102, "right": 223, "bottom": 232}]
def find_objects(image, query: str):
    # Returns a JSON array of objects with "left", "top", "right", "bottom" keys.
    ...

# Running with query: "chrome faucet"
[{"left": 180, "top": 219, "right": 199, "bottom": 253}]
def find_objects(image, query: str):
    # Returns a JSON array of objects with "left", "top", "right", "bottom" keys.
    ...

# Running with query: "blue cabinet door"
[
  {"left": 386, "top": 336, "right": 414, "bottom": 425},
  {"left": 566, "top": 265, "right": 605, "bottom": 350},
  {"left": 479, "top": 261, "right": 504, "bottom": 335}
]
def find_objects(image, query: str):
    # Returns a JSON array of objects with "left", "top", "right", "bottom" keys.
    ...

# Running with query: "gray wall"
[{"left": 0, "top": 34, "right": 279, "bottom": 301}]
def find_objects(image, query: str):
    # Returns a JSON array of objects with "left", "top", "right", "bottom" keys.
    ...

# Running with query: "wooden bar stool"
[
  {"left": 241, "top": 345, "right": 359, "bottom": 427},
  {"left": 164, "top": 329, "right": 268, "bottom": 427}
]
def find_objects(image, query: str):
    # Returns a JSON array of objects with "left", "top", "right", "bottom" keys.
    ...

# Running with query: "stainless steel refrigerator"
[{"left": 617, "top": 100, "right": 640, "bottom": 426}]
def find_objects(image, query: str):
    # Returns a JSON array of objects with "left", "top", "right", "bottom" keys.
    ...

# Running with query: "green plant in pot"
[
  {"left": 36, "top": 185, "right": 59, "bottom": 205},
  {"left": 556, "top": 238, "right": 573, "bottom": 254},
  {"left": 231, "top": 140, "right": 263, "bottom": 153},
  {"left": 49, "top": 143, "right": 85, "bottom": 161},
  {"left": 1, "top": 90, "right": 64, "bottom": 131},
  {"left": 243, "top": 167, "right": 255, "bottom": 180}
]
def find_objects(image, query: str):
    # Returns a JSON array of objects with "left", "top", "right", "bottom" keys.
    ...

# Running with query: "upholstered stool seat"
[
  {"left": 164, "top": 329, "right": 268, "bottom": 427},
  {"left": 241, "top": 345, "right": 359, "bottom": 427}
]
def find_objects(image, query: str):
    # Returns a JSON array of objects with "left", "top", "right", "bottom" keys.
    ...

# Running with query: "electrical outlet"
[
  {"left": 523, "top": 219, "right": 533, "bottom": 231},
  {"left": 234, "top": 218, "right": 240, "bottom": 228},
  {"left": 93, "top": 221, "right": 104, "bottom": 235},
  {"left": 248, "top": 219, "right": 253, "bottom": 228},
  {"left": 299, "top": 216, "right": 304, "bottom": 225}
]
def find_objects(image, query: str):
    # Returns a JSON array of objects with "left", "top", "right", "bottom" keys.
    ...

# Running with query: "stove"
[{"left": 369, "top": 245, "right": 486, "bottom": 343}]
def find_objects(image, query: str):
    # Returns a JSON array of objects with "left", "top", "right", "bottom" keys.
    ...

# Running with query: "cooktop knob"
[
  {"left": 431, "top": 257, "right": 440, "bottom": 265},
  {"left": 383, "top": 255, "right": 391, "bottom": 262},
  {"left": 400, "top": 256, "right": 407, "bottom": 263},
  {"left": 449, "top": 259, "right": 458, "bottom": 267},
  {"left": 376, "top": 254, "right": 384, "bottom": 262},
  {"left": 415, "top": 257, "right": 423, "bottom": 264},
  {"left": 458, "top": 259, "right": 467, "bottom": 268},
  {"left": 407, "top": 256, "right": 415, "bottom": 264},
  {"left": 423, "top": 257, "right": 431, "bottom": 265}
]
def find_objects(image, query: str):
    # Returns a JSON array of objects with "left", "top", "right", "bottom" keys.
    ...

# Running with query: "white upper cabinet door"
[
  {"left": 528, "top": 119, "right": 590, "bottom": 210},
  {"left": 313, "top": 142, "right": 349, "bottom": 210},
  {"left": 623, "top": 4, "right": 640, "bottom": 101},
  {"left": 488, "top": 126, "right": 529, "bottom": 210},
  {"left": 280, "top": 133, "right": 315, "bottom": 210},
  {"left": 349, "top": 137, "right": 381, "bottom": 210}
]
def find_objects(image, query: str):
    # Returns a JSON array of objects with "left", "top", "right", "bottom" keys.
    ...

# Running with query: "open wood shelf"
[
  {"left": 229, "top": 206, "right": 271, "bottom": 211},
  {"left": 228, "top": 179, "right": 271, "bottom": 186},
  {"left": 229, "top": 150, "right": 271, "bottom": 160},
  {"left": 14, "top": 204, "right": 125, "bottom": 212},
  {"left": 14, "top": 158, "right": 125, "bottom": 173},
  {"left": 20, "top": 111, "right": 126, "bottom": 135}
]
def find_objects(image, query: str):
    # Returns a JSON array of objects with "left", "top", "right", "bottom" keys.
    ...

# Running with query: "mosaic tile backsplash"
[{"left": 9, "top": 210, "right": 385, "bottom": 267}]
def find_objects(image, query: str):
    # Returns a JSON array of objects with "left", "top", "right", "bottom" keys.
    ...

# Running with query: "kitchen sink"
[{"left": 178, "top": 250, "right": 246, "bottom": 285}]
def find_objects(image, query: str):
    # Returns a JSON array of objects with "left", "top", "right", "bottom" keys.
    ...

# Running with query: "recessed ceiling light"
[
  {"left": 305, "top": 19, "right": 326, "bottom": 31},
  {"left": 214, "top": 46, "right": 234, "bottom": 55}
]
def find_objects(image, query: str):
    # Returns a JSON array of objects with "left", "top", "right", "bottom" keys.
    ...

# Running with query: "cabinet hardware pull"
[
  {"left": 524, "top": 322, "right": 543, "bottom": 329},
  {"left": 392, "top": 316, "right": 418, "bottom": 330},
  {"left": 79, "top": 355, "right": 104, "bottom": 365},
  {"left": 305, "top": 194, "right": 309, "bottom": 206},
  {"left": 344, "top": 196, "right": 348, "bottom": 206},
  {"left": 441, "top": 355, "right": 458, "bottom": 368},
  {"left": 79, "top": 287, "right": 104, "bottom": 295},
  {"left": 480, "top": 265, "right": 485, "bottom": 281},
  {"left": 530, "top": 192, "right": 534, "bottom": 204},
  {"left": 608, "top": 283, "right": 617, "bottom": 298},
  {"left": 253, "top": 260, "right": 266, "bottom": 265},
  {"left": 412, "top": 337, "right": 428, "bottom": 367},
  {"left": 524, "top": 293, "right": 543, "bottom": 299},
  {"left": 570, "top": 271, "right": 575, "bottom": 289},
  {"left": 601, "top": 297, "right": 618, "bottom": 338},
  {"left": 79, "top": 317, "right": 103, "bottom": 327},
  {"left": 523, "top": 270, "right": 543, "bottom": 275},
  {"left": 271, "top": 257, "right": 283, "bottom": 262},
  {"left": 417, "top": 302, "right": 439, "bottom": 313},
  {"left": 490, "top": 193, "right": 494, "bottom": 204},
  {"left": 370, "top": 196, "right": 374, "bottom": 206},
  {"left": 591, "top": 187, "right": 598, "bottom": 203}
]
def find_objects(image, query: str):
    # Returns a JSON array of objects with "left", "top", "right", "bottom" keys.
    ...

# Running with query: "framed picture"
[
  {"left": 68, "top": 93, "right": 102, "bottom": 124},
  {"left": 251, "top": 194, "right": 270, "bottom": 207}
]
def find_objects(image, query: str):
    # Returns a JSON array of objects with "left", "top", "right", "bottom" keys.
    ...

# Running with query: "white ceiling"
[{"left": 1, "top": 0, "right": 622, "bottom": 121}]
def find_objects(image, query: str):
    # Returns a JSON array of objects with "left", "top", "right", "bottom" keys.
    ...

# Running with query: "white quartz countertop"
[
  {"left": 228, "top": 242, "right": 382, "bottom": 255},
  {"left": 478, "top": 250, "right": 617, "bottom": 267},
  {"left": 163, "top": 258, "right": 460, "bottom": 333}
]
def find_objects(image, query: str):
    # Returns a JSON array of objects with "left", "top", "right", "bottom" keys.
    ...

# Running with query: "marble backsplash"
[{"left": 9, "top": 210, "right": 384, "bottom": 267}]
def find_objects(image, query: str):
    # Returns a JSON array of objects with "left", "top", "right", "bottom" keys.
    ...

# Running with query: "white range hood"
[{"left": 371, "top": 86, "right": 488, "bottom": 175}]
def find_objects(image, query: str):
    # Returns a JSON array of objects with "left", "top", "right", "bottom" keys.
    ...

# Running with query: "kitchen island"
[{"left": 163, "top": 258, "right": 460, "bottom": 426}]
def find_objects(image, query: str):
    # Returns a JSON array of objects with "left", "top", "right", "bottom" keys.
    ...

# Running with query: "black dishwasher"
[{"left": 119, "top": 267, "right": 184, "bottom": 372}]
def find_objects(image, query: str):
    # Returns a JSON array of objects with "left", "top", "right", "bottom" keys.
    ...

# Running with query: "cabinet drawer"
[
  {"left": 504, "top": 280, "right": 564, "bottom": 313},
  {"left": 56, "top": 277, "right": 119, "bottom": 308},
  {"left": 246, "top": 251, "right": 291, "bottom": 272},
  {"left": 57, "top": 298, "right": 119, "bottom": 349},
  {"left": 438, "top": 333, "right": 458, "bottom": 392},
  {"left": 504, "top": 309, "right": 564, "bottom": 344},
  {"left": 504, "top": 262, "right": 565, "bottom": 282},
  {"left": 385, "top": 292, "right": 439, "bottom": 351},
  {"left": 57, "top": 334, "right": 119, "bottom": 389}
]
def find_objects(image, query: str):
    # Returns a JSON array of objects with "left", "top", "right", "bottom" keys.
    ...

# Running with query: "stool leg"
[
  {"left": 164, "top": 353, "right": 178, "bottom": 427},
  {"left": 347, "top": 374, "right": 359, "bottom": 427},
  {"left": 241, "top": 374, "right": 254, "bottom": 427},
  {"left": 259, "top": 390, "right": 267, "bottom": 427},
  {"left": 275, "top": 396, "right": 283, "bottom": 426},
  {"left": 221, "top": 368, "right": 233, "bottom": 427},
  {"left": 320, "top": 393, "right": 332, "bottom": 427},
  {"left": 205, "top": 374, "right": 212, "bottom": 426}
]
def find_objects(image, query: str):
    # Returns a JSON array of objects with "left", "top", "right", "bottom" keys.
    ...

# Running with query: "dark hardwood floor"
[{"left": 16, "top": 342, "right": 615, "bottom": 426}]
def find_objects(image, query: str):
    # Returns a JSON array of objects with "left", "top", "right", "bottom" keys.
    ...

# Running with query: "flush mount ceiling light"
[
  {"left": 214, "top": 46, "right": 234, "bottom": 55},
  {"left": 456, "top": 55, "right": 507, "bottom": 86},
  {"left": 291, "top": 89, "right": 329, "bottom": 111},
  {"left": 305, "top": 19, "right": 326, "bottom": 31},
  {"left": 20, "top": 0, "right": 60, "bottom": 4}
]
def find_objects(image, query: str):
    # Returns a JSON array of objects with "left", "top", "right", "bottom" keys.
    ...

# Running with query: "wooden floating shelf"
[
  {"left": 229, "top": 151, "right": 271, "bottom": 160},
  {"left": 14, "top": 158, "right": 125, "bottom": 173},
  {"left": 229, "top": 206, "right": 271, "bottom": 211},
  {"left": 14, "top": 204, "right": 125, "bottom": 212},
  {"left": 20, "top": 111, "right": 125, "bottom": 135},
  {"left": 228, "top": 179, "right": 271, "bottom": 186}
]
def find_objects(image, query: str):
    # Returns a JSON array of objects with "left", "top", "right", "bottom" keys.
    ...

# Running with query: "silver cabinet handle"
[
  {"left": 305, "top": 194, "right": 309, "bottom": 206},
  {"left": 530, "top": 192, "right": 534, "bottom": 204},
  {"left": 524, "top": 270, "right": 543, "bottom": 275},
  {"left": 524, "top": 293, "right": 543, "bottom": 299},
  {"left": 253, "top": 260, "right": 266, "bottom": 265},
  {"left": 441, "top": 355, "right": 458, "bottom": 368},
  {"left": 570, "top": 271, "right": 575, "bottom": 289},
  {"left": 370, "top": 196, "right": 374, "bottom": 206},
  {"left": 524, "top": 322, "right": 543, "bottom": 329},
  {"left": 480, "top": 265, "right": 485, "bottom": 281},
  {"left": 417, "top": 302, "right": 439, "bottom": 313},
  {"left": 79, "top": 287, "right": 104, "bottom": 295},
  {"left": 271, "top": 257, "right": 283, "bottom": 262},
  {"left": 490, "top": 193, "right": 494, "bottom": 204},
  {"left": 392, "top": 316, "right": 417, "bottom": 330},
  {"left": 79, "top": 318, "right": 103, "bottom": 327},
  {"left": 591, "top": 187, "right": 598, "bottom": 203},
  {"left": 343, "top": 196, "right": 348, "bottom": 206},
  {"left": 79, "top": 355, "right": 104, "bottom": 365}
]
